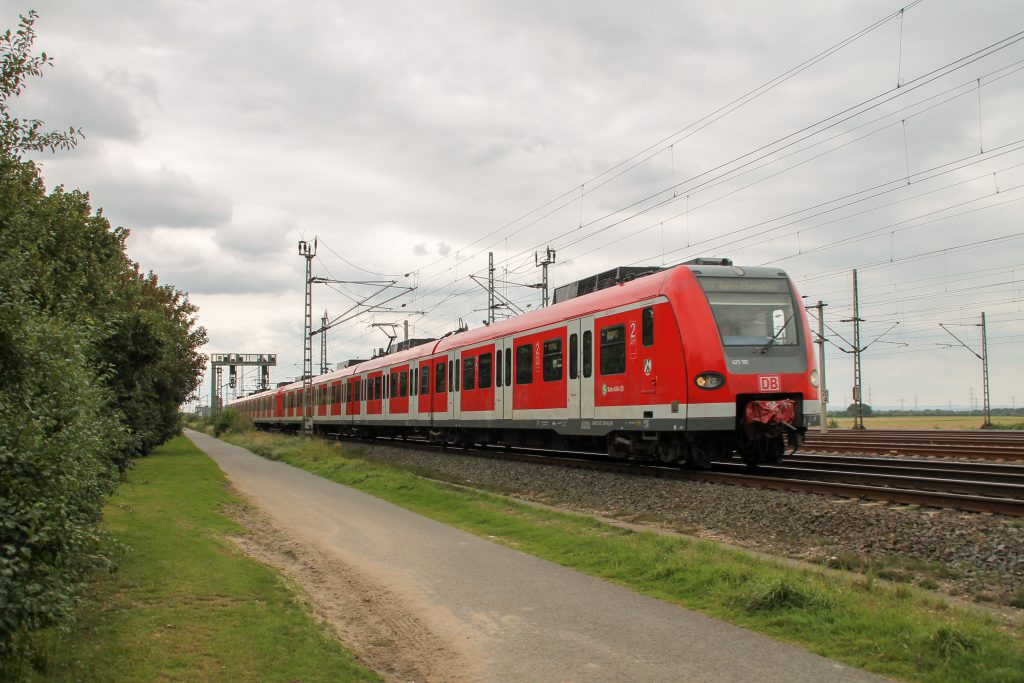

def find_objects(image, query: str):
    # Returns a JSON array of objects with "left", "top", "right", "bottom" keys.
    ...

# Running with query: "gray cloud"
[
  {"left": 213, "top": 220, "right": 293, "bottom": 258},
  {"left": 12, "top": 60, "right": 155, "bottom": 144},
  {"left": 89, "top": 166, "right": 232, "bottom": 229}
]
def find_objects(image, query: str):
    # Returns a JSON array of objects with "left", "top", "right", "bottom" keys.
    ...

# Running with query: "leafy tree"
[
  {"left": 0, "top": 12, "right": 207, "bottom": 675},
  {"left": 0, "top": 10, "right": 80, "bottom": 157},
  {"left": 845, "top": 403, "right": 874, "bottom": 417}
]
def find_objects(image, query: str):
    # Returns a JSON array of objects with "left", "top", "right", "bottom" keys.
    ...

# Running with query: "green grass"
[
  {"left": 227, "top": 430, "right": 1024, "bottom": 683},
  {"left": 31, "top": 436, "right": 378, "bottom": 683}
]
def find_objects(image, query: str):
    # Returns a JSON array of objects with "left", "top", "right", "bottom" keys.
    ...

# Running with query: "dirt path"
[
  {"left": 185, "top": 429, "right": 886, "bottom": 683},
  {"left": 223, "top": 494, "right": 474, "bottom": 682}
]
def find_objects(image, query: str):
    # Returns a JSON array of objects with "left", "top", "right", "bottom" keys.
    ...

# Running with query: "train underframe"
[{"left": 273, "top": 397, "right": 806, "bottom": 469}]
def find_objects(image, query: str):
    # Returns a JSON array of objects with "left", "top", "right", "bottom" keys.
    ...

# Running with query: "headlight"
[
  {"left": 694, "top": 372, "right": 725, "bottom": 390},
  {"left": 810, "top": 369, "right": 819, "bottom": 388}
]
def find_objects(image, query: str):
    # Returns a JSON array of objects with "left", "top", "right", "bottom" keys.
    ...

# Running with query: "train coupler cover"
[{"left": 743, "top": 399, "right": 796, "bottom": 431}]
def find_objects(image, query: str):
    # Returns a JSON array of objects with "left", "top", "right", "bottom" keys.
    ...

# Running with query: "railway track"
[
  {"left": 803, "top": 428, "right": 1024, "bottom": 460},
  {"left": 325, "top": 431, "right": 1024, "bottom": 517}
]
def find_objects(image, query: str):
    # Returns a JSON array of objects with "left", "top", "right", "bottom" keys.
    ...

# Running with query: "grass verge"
[
  {"left": 30, "top": 436, "right": 378, "bottom": 683},
  {"left": 226, "top": 430, "right": 1024, "bottom": 683}
]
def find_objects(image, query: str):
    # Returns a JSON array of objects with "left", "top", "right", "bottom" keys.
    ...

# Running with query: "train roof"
[{"left": 259, "top": 262, "right": 791, "bottom": 394}]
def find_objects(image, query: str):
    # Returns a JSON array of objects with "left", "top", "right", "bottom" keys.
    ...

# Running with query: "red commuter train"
[{"left": 229, "top": 260, "right": 821, "bottom": 467}]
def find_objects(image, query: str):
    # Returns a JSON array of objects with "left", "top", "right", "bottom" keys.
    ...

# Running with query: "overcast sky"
[{"left": 5, "top": 0, "right": 1023, "bottom": 411}]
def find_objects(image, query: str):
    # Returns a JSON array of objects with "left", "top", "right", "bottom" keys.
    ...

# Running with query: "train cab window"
[
  {"left": 495, "top": 349, "right": 502, "bottom": 387},
  {"left": 600, "top": 325, "right": 626, "bottom": 375},
  {"left": 449, "top": 360, "right": 454, "bottom": 393},
  {"left": 479, "top": 353, "right": 492, "bottom": 389},
  {"left": 455, "top": 359, "right": 461, "bottom": 392},
  {"left": 421, "top": 365, "right": 431, "bottom": 394},
  {"left": 436, "top": 362, "right": 446, "bottom": 393},
  {"left": 516, "top": 343, "right": 533, "bottom": 384},
  {"left": 583, "top": 331, "right": 593, "bottom": 378},
  {"left": 463, "top": 357, "right": 475, "bottom": 390},
  {"left": 569, "top": 334, "right": 579, "bottom": 380},
  {"left": 505, "top": 348, "right": 512, "bottom": 386},
  {"left": 642, "top": 307, "right": 655, "bottom": 347},
  {"left": 400, "top": 371, "right": 408, "bottom": 397},
  {"left": 543, "top": 338, "right": 563, "bottom": 382}
]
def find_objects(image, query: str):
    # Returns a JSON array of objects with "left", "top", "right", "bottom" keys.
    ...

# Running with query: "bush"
[
  {"left": 0, "top": 307, "right": 127, "bottom": 677},
  {"left": 214, "top": 409, "right": 254, "bottom": 437},
  {"left": 0, "top": 13, "right": 206, "bottom": 674}
]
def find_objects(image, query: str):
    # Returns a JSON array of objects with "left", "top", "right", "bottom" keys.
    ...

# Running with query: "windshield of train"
[{"left": 698, "top": 277, "right": 798, "bottom": 347}]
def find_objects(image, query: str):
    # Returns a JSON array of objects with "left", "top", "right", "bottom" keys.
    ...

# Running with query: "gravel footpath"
[{"left": 351, "top": 443, "right": 1024, "bottom": 607}]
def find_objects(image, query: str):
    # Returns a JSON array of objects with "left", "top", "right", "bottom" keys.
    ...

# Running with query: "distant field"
[{"left": 824, "top": 415, "right": 1023, "bottom": 430}]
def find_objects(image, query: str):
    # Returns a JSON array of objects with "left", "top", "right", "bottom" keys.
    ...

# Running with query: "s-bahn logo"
[
  {"left": 759, "top": 375, "right": 781, "bottom": 392},
  {"left": 601, "top": 384, "right": 624, "bottom": 396}
]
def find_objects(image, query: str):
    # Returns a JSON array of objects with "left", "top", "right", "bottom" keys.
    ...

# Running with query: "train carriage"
[{"left": 229, "top": 260, "right": 820, "bottom": 467}]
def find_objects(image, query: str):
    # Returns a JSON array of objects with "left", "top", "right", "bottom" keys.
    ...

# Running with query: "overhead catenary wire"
[{"left": 260, "top": 10, "right": 1024, "bottom": 387}]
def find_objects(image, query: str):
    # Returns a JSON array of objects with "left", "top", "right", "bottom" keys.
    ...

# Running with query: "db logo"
[{"left": 759, "top": 375, "right": 781, "bottom": 392}]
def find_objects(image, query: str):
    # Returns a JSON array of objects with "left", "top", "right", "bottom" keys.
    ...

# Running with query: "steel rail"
[{"left": 768, "top": 454, "right": 1024, "bottom": 483}]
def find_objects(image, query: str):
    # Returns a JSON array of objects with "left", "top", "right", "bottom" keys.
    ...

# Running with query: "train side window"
[
  {"left": 505, "top": 348, "right": 512, "bottom": 386},
  {"left": 463, "top": 356, "right": 475, "bottom": 390},
  {"left": 412, "top": 368, "right": 417, "bottom": 396},
  {"left": 375, "top": 376, "right": 382, "bottom": 400},
  {"left": 600, "top": 325, "right": 626, "bottom": 375},
  {"left": 543, "top": 338, "right": 563, "bottom": 382},
  {"left": 479, "top": 352, "right": 492, "bottom": 389},
  {"left": 400, "top": 371, "right": 408, "bottom": 397},
  {"left": 583, "top": 331, "right": 593, "bottom": 378},
  {"left": 449, "top": 360, "right": 454, "bottom": 393},
  {"left": 569, "top": 333, "right": 578, "bottom": 380},
  {"left": 495, "top": 349, "right": 502, "bottom": 388},
  {"left": 455, "top": 358, "right": 461, "bottom": 392},
  {"left": 642, "top": 307, "right": 654, "bottom": 347},
  {"left": 421, "top": 365, "right": 431, "bottom": 394},
  {"left": 436, "top": 361, "right": 446, "bottom": 393},
  {"left": 516, "top": 343, "right": 533, "bottom": 384}
]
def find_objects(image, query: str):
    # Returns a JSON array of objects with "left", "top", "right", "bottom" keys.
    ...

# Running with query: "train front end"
[{"left": 669, "top": 263, "right": 820, "bottom": 467}]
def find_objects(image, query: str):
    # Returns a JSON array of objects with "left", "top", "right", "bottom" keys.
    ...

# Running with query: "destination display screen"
[{"left": 698, "top": 277, "right": 790, "bottom": 294}]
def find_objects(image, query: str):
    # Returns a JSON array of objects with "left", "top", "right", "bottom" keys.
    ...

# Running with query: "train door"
[
  {"left": 579, "top": 315, "right": 595, "bottom": 420},
  {"left": 567, "top": 320, "right": 581, "bottom": 419},
  {"left": 449, "top": 350, "right": 460, "bottom": 423},
  {"left": 500, "top": 339, "right": 513, "bottom": 420},
  {"left": 493, "top": 337, "right": 505, "bottom": 419}
]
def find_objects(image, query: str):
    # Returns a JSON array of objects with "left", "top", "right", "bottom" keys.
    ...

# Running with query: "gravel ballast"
[{"left": 351, "top": 443, "right": 1024, "bottom": 607}]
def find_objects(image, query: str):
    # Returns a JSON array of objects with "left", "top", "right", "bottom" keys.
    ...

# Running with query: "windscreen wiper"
[{"left": 756, "top": 314, "right": 793, "bottom": 354}]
